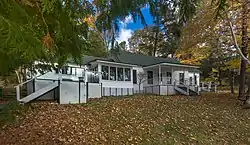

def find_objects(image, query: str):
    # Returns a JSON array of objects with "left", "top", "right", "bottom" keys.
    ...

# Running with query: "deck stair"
[
  {"left": 15, "top": 73, "right": 59, "bottom": 104},
  {"left": 18, "top": 82, "right": 58, "bottom": 103},
  {"left": 174, "top": 80, "right": 199, "bottom": 96}
]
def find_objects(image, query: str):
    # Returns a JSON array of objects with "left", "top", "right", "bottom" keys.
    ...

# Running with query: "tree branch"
[{"left": 228, "top": 20, "right": 250, "bottom": 65}]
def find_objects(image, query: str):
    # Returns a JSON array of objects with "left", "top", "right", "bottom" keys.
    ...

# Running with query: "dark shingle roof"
[
  {"left": 82, "top": 51, "right": 181, "bottom": 66},
  {"left": 82, "top": 55, "right": 112, "bottom": 65},
  {"left": 109, "top": 51, "right": 180, "bottom": 66}
]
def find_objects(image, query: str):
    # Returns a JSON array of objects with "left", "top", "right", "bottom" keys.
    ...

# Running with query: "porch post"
[
  {"left": 159, "top": 65, "right": 161, "bottom": 85},
  {"left": 98, "top": 63, "right": 101, "bottom": 83},
  {"left": 193, "top": 70, "right": 195, "bottom": 86},
  {"left": 183, "top": 68, "right": 186, "bottom": 85}
]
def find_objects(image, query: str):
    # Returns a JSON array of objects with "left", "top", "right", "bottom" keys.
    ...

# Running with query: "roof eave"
[{"left": 143, "top": 62, "right": 200, "bottom": 69}]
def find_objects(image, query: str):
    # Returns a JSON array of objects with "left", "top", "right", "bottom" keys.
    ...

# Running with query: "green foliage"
[
  {"left": 129, "top": 26, "right": 166, "bottom": 56},
  {"left": 0, "top": 101, "right": 23, "bottom": 127},
  {"left": 86, "top": 30, "right": 108, "bottom": 57},
  {"left": 0, "top": 0, "right": 94, "bottom": 75}
]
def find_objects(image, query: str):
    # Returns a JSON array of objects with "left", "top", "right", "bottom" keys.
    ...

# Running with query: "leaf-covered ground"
[{"left": 0, "top": 93, "right": 250, "bottom": 145}]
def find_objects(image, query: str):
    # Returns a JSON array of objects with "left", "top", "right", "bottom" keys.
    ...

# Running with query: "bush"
[{"left": 0, "top": 101, "right": 23, "bottom": 127}]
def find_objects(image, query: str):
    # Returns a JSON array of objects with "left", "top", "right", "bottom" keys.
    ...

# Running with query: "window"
[
  {"left": 61, "top": 66, "right": 72, "bottom": 75},
  {"left": 166, "top": 72, "right": 172, "bottom": 84},
  {"left": 102, "top": 65, "right": 109, "bottom": 80},
  {"left": 158, "top": 73, "right": 163, "bottom": 82},
  {"left": 147, "top": 71, "right": 153, "bottom": 84},
  {"left": 179, "top": 73, "right": 184, "bottom": 84},
  {"left": 133, "top": 70, "right": 137, "bottom": 84},
  {"left": 72, "top": 68, "right": 77, "bottom": 75},
  {"left": 117, "top": 68, "right": 124, "bottom": 81},
  {"left": 88, "top": 72, "right": 99, "bottom": 83},
  {"left": 125, "top": 68, "right": 131, "bottom": 81},
  {"left": 189, "top": 77, "right": 193, "bottom": 86},
  {"left": 110, "top": 67, "right": 116, "bottom": 81},
  {"left": 194, "top": 75, "right": 197, "bottom": 85}
]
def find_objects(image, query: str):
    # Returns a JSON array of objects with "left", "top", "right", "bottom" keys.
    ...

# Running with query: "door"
[
  {"left": 147, "top": 71, "right": 153, "bottom": 84},
  {"left": 179, "top": 73, "right": 184, "bottom": 85}
]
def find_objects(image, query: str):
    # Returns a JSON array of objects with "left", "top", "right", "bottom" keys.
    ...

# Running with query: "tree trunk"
[
  {"left": 218, "top": 67, "right": 222, "bottom": 86},
  {"left": 244, "top": 80, "right": 250, "bottom": 109},
  {"left": 111, "top": 29, "right": 115, "bottom": 49},
  {"left": 230, "top": 70, "right": 235, "bottom": 94},
  {"left": 153, "top": 28, "right": 159, "bottom": 57},
  {"left": 139, "top": 83, "right": 141, "bottom": 93},
  {"left": 238, "top": 0, "right": 248, "bottom": 100}
]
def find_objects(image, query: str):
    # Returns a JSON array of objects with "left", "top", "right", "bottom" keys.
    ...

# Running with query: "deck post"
[
  {"left": 171, "top": 68, "right": 174, "bottom": 85},
  {"left": 101, "top": 83, "right": 103, "bottom": 97},
  {"left": 159, "top": 65, "right": 161, "bottom": 85},
  {"left": 16, "top": 86, "right": 20, "bottom": 101},
  {"left": 58, "top": 79, "right": 61, "bottom": 104},
  {"left": 167, "top": 85, "right": 169, "bottom": 96},
  {"left": 32, "top": 79, "right": 36, "bottom": 93},
  {"left": 208, "top": 82, "right": 211, "bottom": 92},
  {"left": 193, "top": 71, "right": 195, "bottom": 86}
]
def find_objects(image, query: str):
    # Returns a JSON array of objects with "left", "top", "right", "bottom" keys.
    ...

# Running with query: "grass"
[{"left": 0, "top": 93, "right": 250, "bottom": 144}]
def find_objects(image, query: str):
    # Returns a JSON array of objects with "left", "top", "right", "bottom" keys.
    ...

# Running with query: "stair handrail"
[
  {"left": 174, "top": 80, "right": 188, "bottom": 95},
  {"left": 174, "top": 79, "right": 202, "bottom": 95},
  {"left": 14, "top": 72, "right": 50, "bottom": 88},
  {"left": 15, "top": 74, "right": 42, "bottom": 102},
  {"left": 15, "top": 72, "right": 52, "bottom": 101}
]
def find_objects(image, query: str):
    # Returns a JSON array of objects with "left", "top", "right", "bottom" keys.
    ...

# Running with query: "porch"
[{"left": 142, "top": 63, "right": 201, "bottom": 96}]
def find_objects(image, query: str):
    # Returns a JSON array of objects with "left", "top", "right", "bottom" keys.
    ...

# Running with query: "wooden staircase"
[
  {"left": 174, "top": 80, "right": 199, "bottom": 96},
  {"left": 18, "top": 82, "right": 58, "bottom": 103},
  {"left": 15, "top": 77, "right": 59, "bottom": 104}
]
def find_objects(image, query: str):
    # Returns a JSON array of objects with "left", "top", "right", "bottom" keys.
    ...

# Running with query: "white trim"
[
  {"left": 143, "top": 63, "right": 199, "bottom": 69},
  {"left": 95, "top": 60, "right": 137, "bottom": 67}
]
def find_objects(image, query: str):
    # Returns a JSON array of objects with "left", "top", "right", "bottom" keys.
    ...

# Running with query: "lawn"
[{"left": 0, "top": 93, "right": 250, "bottom": 145}]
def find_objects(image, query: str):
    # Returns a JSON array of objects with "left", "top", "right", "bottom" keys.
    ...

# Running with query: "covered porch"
[{"left": 142, "top": 63, "right": 201, "bottom": 95}]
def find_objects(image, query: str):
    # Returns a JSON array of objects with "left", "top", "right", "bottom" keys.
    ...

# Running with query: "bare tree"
[{"left": 138, "top": 72, "right": 146, "bottom": 93}]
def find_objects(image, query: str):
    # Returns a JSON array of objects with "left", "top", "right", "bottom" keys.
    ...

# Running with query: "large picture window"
[
  {"left": 117, "top": 68, "right": 124, "bottom": 81},
  {"left": 102, "top": 65, "right": 109, "bottom": 80},
  {"left": 124, "top": 68, "right": 131, "bottom": 81},
  {"left": 110, "top": 67, "right": 116, "bottom": 81}
]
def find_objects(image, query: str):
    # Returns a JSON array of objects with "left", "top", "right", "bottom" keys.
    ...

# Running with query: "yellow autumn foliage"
[{"left": 83, "top": 15, "right": 96, "bottom": 28}]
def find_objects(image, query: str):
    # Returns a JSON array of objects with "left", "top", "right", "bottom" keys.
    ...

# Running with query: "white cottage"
[{"left": 16, "top": 51, "right": 201, "bottom": 104}]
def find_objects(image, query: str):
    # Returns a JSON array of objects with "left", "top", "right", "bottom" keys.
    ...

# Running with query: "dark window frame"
[
  {"left": 166, "top": 72, "right": 172, "bottom": 84},
  {"left": 124, "top": 68, "right": 131, "bottom": 81},
  {"left": 194, "top": 75, "right": 197, "bottom": 85},
  {"left": 117, "top": 67, "right": 124, "bottom": 81},
  {"left": 61, "top": 66, "right": 72, "bottom": 75},
  {"left": 189, "top": 77, "right": 193, "bottom": 86},
  {"left": 109, "top": 66, "right": 116, "bottom": 81},
  {"left": 179, "top": 73, "right": 184, "bottom": 84},
  {"left": 147, "top": 71, "right": 153, "bottom": 84},
  {"left": 101, "top": 65, "right": 109, "bottom": 80},
  {"left": 133, "top": 70, "right": 137, "bottom": 84}
]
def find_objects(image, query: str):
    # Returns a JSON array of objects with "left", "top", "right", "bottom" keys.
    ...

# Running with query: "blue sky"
[
  {"left": 126, "top": 7, "right": 154, "bottom": 31},
  {"left": 116, "top": 7, "right": 154, "bottom": 44}
]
